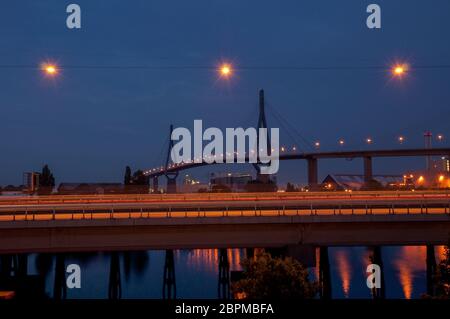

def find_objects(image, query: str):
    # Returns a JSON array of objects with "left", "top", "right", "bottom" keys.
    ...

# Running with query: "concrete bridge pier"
[
  {"left": 246, "top": 248, "right": 255, "bottom": 259},
  {"left": 0, "top": 255, "right": 15, "bottom": 277},
  {"left": 426, "top": 245, "right": 437, "bottom": 296},
  {"left": 318, "top": 246, "right": 331, "bottom": 299},
  {"left": 163, "top": 250, "right": 176, "bottom": 299},
  {"left": 369, "top": 246, "right": 385, "bottom": 299},
  {"left": 152, "top": 176, "right": 159, "bottom": 194},
  {"left": 166, "top": 177, "right": 177, "bottom": 194},
  {"left": 16, "top": 254, "right": 28, "bottom": 277},
  {"left": 307, "top": 158, "right": 319, "bottom": 190},
  {"left": 363, "top": 156, "right": 374, "bottom": 189},
  {"left": 53, "top": 254, "right": 67, "bottom": 300},
  {"left": 218, "top": 249, "right": 230, "bottom": 299},
  {"left": 108, "top": 252, "right": 122, "bottom": 300}
]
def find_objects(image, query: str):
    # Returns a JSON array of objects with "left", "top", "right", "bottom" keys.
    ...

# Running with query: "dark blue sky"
[{"left": 1, "top": 0, "right": 449, "bottom": 186}]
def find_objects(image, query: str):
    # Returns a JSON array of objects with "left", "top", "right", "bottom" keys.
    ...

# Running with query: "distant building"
[
  {"left": 178, "top": 174, "right": 208, "bottom": 193},
  {"left": 210, "top": 172, "right": 252, "bottom": 192},
  {"left": 441, "top": 156, "right": 450, "bottom": 172},
  {"left": 403, "top": 171, "right": 450, "bottom": 189},
  {"left": 0, "top": 185, "right": 26, "bottom": 196},
  {"left": 321, "top": 174, "right": 403, "bottom": 191},
  {"left": 58, "top": 183, "right": 124, "bottom": 195},
  {"left": 23, "top": 172, "right": 40, "bottom": 193},
  {"left": 183, "top": 174, "right": 201, "bottom": 185}
]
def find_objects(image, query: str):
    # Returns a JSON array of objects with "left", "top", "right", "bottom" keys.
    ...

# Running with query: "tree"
[
  {"left": 124, "top": 166, "right": 132, "bottom": 185},
  {"left": 286, "top": 182, "right": 298, "bottom": 192},
  {"left": 434, "top": 246, "right": 450, "bottom": 298},
  {"left": 232, "top": 252, "right": 317, "bottom": 299},
  {"left": 39, "top": 164, "right": 55, "bottom": 193},
  {"left": 131, "top": 170, "right": 148, "bottom": 185}
]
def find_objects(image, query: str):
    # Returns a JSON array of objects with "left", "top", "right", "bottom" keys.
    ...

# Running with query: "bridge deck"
[
  {"left": 0, "top": 214, "right": 449, "bottom": 253},
  {"left": 1, "top": 192, "right": 449, "bottom": 253}
]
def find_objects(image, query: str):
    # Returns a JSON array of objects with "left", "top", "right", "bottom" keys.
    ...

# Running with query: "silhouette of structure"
[
  {"left": 318, "top": 247, "right": 331, "bottom": 299},
  {"left": 162, "top": 250, "right": 176, "bottom": 299},
  {"left": 164, "top": 125, "right": 179, "bottom": 194},
  {"left": 108, "top": 252, "right": 122, "bottom": 299},
  {"left": 218, "top": 249, "right": 230, "bottom": 299},
  {"left": 53, "top": 254, "right": 67, "bottom": 300}
]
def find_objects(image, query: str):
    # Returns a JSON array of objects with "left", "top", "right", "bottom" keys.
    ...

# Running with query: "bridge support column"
[
  {"left": 16, "top": 254, "right": 28, "bottom": 277},
  {"left": 108, "top": 252, "right": 122, "bottom": 300},
  {"left": 369, "top": 246, "right": 385, "bottom": 299},
  {"left": 53, "top": 254, "right": 67, "bottom": 300},
  {"left": 318, "top": 247, "right": 331, "bottom": 299},
  {"left": 0, "top": 255, "right": 14, "bottom": 277},
  {"left": 163, "top": 250, "right": 176, "bottom": 299},
  {"left": 2, "top": 254, "right": 28, "bottom": 278},
  {"left": 166, "top": 177, "right": 177, "bottom": 194},
  {"left": 246, "top": 248, "right": 255, "bottom": 259},
  {"left": 152, "top": 176, "right": 159, "bottom": 194},
  {"left": 426, "top": 245, "right": 436, "bottom": 296},
  {"left": 218, "top": 249, "right": 230, "bottom": 299},
  {"left": 307, "top": 158, "right": 319, "bottom": 190},
  {"left": 364, "top": 156, "right": 373, "bottom": 188}
]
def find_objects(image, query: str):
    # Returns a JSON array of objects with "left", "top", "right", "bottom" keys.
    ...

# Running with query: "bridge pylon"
[
  {"left": 164, "top": 124, "right": 179, "bottom": 194},
  {"left": 253, "top": 89, "right": 272, "bottom": 184}
]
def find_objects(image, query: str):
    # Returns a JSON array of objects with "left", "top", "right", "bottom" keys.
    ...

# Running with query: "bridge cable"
[{"left": 265, "top": 101, "right": 315, "bottom": 152}]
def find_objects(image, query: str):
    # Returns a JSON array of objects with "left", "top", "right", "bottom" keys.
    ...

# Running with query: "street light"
[
  {"left": 391, "top": 63, "right": 408, "bottom": 78},
  {"left": 398, "top": 136, "right": 405, "bottom": 144},
  {"left": 339, "top": 139, "right": 345, "bottom": 146},
  {"left": 41, "top": 63, "right": 58, "bottom": 77},
  {"left": 314, "top": 141, "right": 320, "bottom": 149},
  {"left": 366, "top": 137, "right": 373, "bottom": 144},
  {"left": 437, "top": 134, "right": 444, "bottom": 142},
  {"left": 219, "top": 63, "right": 232, "bottom": 78}
]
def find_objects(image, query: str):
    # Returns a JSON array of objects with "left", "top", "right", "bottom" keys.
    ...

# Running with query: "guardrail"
[
  {"left": 1, "top": 190, "right": 450, "bottom": 206},
  {"left": 1, "top": 200, "right": 449, "bottom": 222}
]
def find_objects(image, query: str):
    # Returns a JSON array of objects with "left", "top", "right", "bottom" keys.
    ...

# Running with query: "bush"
[{"left": 232, "top": 252, "right": 317, "bottom": 299}]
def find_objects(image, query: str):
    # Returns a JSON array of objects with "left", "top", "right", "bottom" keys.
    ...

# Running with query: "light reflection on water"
[
  {"left": 24, "top": 246, "right": 446, "bottom": 299},
  {"left": 334, "top": 250, "right": 352, "bottom": 298},
  {"left": 393, "top": 246, "right": 425, "bottom": 299},
  {"left": 328, "top": 245, "right": 446, "bottom": 299},
  {"left": 179, "top": 249, "right": 242, "bottom": 273}
]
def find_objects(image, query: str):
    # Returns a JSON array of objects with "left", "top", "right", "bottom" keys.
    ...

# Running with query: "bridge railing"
[
  {"left": 1, "top": 190, "right": 449, "bottom": 206},
  {"left": 1, "top": 199, "right": 449, "bottom": 222}
]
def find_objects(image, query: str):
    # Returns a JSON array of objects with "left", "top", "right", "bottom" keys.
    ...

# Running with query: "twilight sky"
[{"left": 0, "top": 0, "right": 449, "bottom": 186}]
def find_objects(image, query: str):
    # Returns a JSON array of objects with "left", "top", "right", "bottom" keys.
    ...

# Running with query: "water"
[{"left": 20, "top": 246, "right": 446, "bottom": 299}]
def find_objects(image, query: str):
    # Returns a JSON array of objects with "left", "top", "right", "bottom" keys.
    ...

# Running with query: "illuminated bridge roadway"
[
  {"left": 142, "top": 148, "right": 450, "bottom": 190},
  {"left": 0, "top": 191, "right": 449, "bottom": 254}
]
